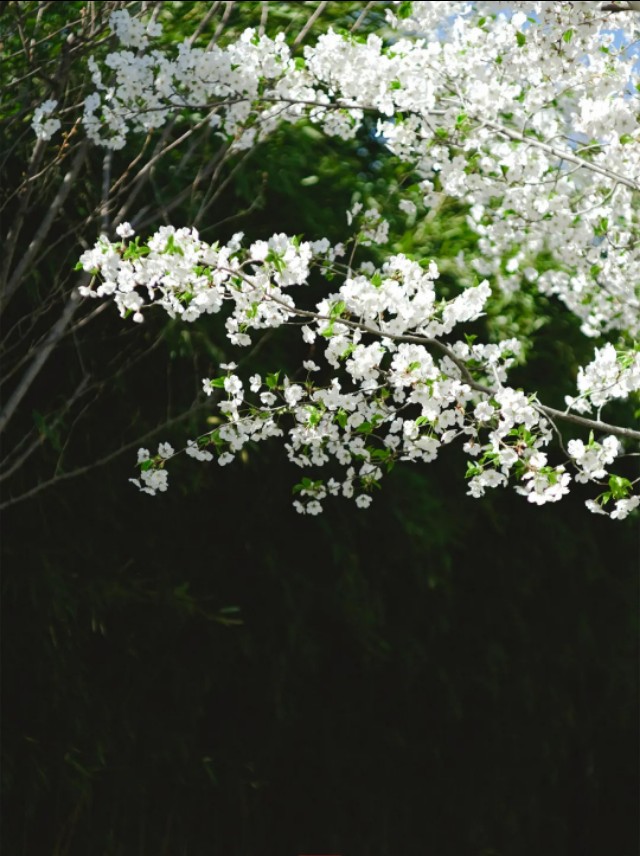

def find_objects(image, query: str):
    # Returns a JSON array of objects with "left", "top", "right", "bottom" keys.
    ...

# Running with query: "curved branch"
[{"left": 254, "top": 288, "right": 640, "bottom": 443}]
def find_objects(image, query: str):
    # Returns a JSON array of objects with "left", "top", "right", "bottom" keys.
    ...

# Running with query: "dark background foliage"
[
  {"left": 4, "top": 441, "right": 638, "bottom": 856},
  {"left": 1, "top": 3, "right": 638, "bottom": 855}
]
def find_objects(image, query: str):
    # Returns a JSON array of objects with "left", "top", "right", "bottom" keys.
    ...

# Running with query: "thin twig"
[
  {"left": 100, "top": 150, "right": 113, "bottom": 232},
  {"left": 259, "top": 1, "right": 269, "bottom": 36},
  {"left": 208, "top": 1, "right": 236, "bottom": 49},
  {"left": 0, "top": 137, "right": 47, "bottom": 290},
  {"left": 187, "top": 1, "right": 221, "bottom": 45}
]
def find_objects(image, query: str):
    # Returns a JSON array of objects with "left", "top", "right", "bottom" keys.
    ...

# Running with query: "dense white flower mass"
[
  {"left": 568, "top": 344, "right": 640, "bottom": 412},
  {"left": 77, "top": 218, "right": 638, "bottom": 516},
  {"left": 36, "top": 2, "right": 640, "bottom": 517}
]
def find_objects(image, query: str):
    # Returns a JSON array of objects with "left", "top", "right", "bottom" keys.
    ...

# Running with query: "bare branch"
[
  {"left": 99, "top": 150, "right": 113, "bottom": 233},
  {"left": 350, "top": 1, "right": 377, "bottom": 33},
  {"left": 0, "top": 137, "right": 47, "bottom": 290},
  {"left": 0, "top": 286, "right": 84, "bottom": 436},
  {"left": 208, "top": 1, "right": 237, "bottom": 49},
  {"left": 0, "top": 375, "right": 90, "bottom": 483},
  {"left": 1, "top": 142, "right": 89, "bottom": 314},
  {"left": 0, "top": 396, "right": 214, "bottom": 511},
  {"left": 293, "top": 1, "right": 330, "bottom": 47},
  {"left": 187, "top": 2, "right": 222, "bottom": 45}
]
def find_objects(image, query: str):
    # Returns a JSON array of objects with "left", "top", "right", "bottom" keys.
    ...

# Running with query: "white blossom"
[
  {"left": 50, "top": 1, "right": 640, "bottom": 517},
  {"left": 31, "top": 99, "right": 61, "bottom": 140}
]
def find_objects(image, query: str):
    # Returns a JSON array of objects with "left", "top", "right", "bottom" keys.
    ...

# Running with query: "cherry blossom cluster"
[
  {"left": 31, "top": 99, "right": 61, "bottom": 140},
  {"left": 31, "top": 5, "right": 638, "bottom": 327},
  {"left": 44, "top": 4, "right": 636, "bottom": 342},
  {"left": 78, "top": 223, "right": 639, "bottom": 518},
  {"left": 83, "top": 18, "right": 323, "bottom": 151},
  {"left": 31, "top": 2, "right": 639, "bottom": 517},
  {"left": 565, "top": 343, "right": 640, "bottom": 413}
]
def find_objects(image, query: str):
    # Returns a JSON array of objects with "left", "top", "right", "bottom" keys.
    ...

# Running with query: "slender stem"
[
  {"left": 100, "top": 150, "right": 113, "bottom": 233},
  {"left": 186, "top": 2, "right": 221, "bottom": 45},
  {"left": 350, "top": 1, "right": 377, "bottom": 33}
]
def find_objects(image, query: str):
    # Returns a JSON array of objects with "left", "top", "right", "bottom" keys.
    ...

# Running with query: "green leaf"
[
  {"left": 330, "top": 300, "right": 346, "bottom": 319},
  {"left": 465, "top": 462, "right": 482, "bottom": 479},
  {"left": 164, "top": 233, "right": 184, "bottom": 256},
  {"left": 516, "top": 31, "right": 526, "bottom": 47},
  {"left": 594, "top": 217, "right": 609, "bottom": 237},
  {"left": 562, "top": 28, "right": 574, "bottom": 43},
  {"left": 340, "top": 343, "right": 355, "bottom": 360},
  {"left": 609, "top": 475, "right": 632, "bottom": 500},
  {"left": 307, "top": 407, "right": 321, "bottom": 427},
  {"left": 321, "top": 322, "right": 335, "bottom": 338},
  {"left": 265, "top": 372, "right": 280, "bottom": 390},
  {"left": 266, "top": 249, "right": 285, "bottom": 272}
]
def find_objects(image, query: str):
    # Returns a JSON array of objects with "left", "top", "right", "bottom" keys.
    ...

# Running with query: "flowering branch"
[
  {"left": 76, "top": 222, "right": 640, "bottom": 518},
  {"left": 20, "top": 2, "right": 640, "bottom": 520}
]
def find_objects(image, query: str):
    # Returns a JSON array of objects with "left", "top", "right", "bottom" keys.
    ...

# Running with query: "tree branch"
[
  {"left": 479, "top": 118, "right": 640, "bottom": 192},
  {"left": 0, "top": 286, "right": 84, "bottom": 436},
  {"left": 252, "top": 287, "right": 640, "bottom": 443},
  {"left": 0, "top": 396, "right": 213, "bottom": 511},
  {"left": 1, "top": 142, "right": 89, "bottom": 314}
]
